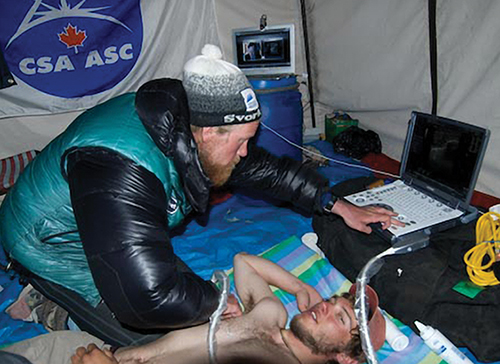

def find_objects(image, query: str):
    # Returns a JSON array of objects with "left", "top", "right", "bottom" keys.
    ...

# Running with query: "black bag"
[{"left": 331, "top": 126, "right": 382, "bottom": 159}]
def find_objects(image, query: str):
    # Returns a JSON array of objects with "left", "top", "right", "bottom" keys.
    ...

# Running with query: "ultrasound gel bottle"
[{"left": 415, "top": 321, "right": 473, "bottom": 364}]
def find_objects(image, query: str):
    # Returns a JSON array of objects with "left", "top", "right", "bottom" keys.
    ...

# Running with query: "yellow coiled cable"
[{"left": 464, "top": 211, "right": 500, "bottom": 286}]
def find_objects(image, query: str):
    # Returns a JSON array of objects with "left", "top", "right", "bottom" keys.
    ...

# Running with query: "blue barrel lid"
[{"left": 248, "top": 74, "right": 297, "bottom": 90}]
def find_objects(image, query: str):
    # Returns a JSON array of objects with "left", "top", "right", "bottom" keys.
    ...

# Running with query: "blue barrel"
[{"left": 249, "top": 75, "right": 303, "bottom": 161}]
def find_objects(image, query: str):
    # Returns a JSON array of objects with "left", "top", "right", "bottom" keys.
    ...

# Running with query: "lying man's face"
[{"left": 289, "top": 292, "right": 364, "bottom": 361}]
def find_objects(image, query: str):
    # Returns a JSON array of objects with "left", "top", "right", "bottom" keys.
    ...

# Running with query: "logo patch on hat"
[
  {"left": 240, "top": 88, "right": 259, "bottom": 112},
  {"left": 223, "top": 108, "right": 262, "bottom": 124}
]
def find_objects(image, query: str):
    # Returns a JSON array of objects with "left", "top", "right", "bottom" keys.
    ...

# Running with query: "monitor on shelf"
[{"left": 232, "top": 24, "right": 295, "bottom": 76}]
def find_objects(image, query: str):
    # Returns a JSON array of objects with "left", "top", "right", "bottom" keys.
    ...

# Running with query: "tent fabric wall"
[
  {"left": 308, "top": 0, "right": 500, "bottom": 198},
  {"left": 0, "top": 111, "right": 78, "bottom": 160},
  {"left": 308, "top": 0, "right": 431, "bottom": 164},
  {"left": 436, "top": 0, "right": 500, "bottom": 198}
]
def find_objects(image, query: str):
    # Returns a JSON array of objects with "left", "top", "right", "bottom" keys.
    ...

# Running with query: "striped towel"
[
  {"left": 0, "top": 150, "right": 38, "bottom": 195},
  {"left": 226, "top": 235, "right": 442, "bottom": 364}
]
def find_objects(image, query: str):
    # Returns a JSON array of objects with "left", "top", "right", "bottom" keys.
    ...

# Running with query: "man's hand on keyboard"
[{"left": 331, "top": 199, "right": 405, "bottom": 234}]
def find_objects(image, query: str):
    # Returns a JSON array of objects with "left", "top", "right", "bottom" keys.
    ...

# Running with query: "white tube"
[
  {"left": 208, "top": 270, "right": 229, "bottom": 364},
  {"left": 354, "top": 278, "right": 375, "bottom": 363}
]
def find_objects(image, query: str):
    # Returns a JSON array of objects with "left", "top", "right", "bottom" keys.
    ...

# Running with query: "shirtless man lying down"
[
  {"left": 2, "top": 253, "right": 386, "bottom": 364},
  {"left": 113, "top": 253, "right": 384, "bottom": 364}
]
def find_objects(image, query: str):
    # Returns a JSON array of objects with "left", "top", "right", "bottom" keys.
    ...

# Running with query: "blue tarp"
[{"left": 0, "top": 249, "right": 47, "bottom": 348}]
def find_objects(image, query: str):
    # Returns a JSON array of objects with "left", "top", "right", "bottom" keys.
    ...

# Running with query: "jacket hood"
[{"left": 135, "top": 78, "right": 211, "bottom": 213}]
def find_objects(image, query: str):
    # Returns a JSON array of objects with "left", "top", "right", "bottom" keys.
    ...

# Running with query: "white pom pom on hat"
[
  {"left": 201, "top": 44, "right": 222, "bottom": 60},
  {"left": 183, "top": 44, "right": 241, "bottom": 76}
]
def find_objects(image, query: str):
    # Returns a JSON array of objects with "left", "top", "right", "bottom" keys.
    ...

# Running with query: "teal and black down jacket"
[{"left": 0, "top": 78, "right": 328, "bottom": 330}]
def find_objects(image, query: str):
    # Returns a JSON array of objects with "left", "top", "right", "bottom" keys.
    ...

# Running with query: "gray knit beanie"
[{"left": 183, "top": 44, "right": 261, "bottom": 126}]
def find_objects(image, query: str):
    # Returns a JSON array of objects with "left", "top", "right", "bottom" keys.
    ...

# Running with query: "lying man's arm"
[
  {"left": 233, "top": 253, "right": 323, "bottom": 313},
  {"left": 115, "top": 254, "right": 322, "bottom": 364}
]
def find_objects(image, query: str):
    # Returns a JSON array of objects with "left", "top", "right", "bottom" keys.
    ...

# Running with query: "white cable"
[
  {"left": 355, "top": 278, "right": 376, "bottom": 364},
  {"left": 355, "top": 247, "right": 395, "bottom": 364},
  {"left": 208, "top": 270, "right": 230, "bottom": 364},
  {"left": 260, "top": 122, "right": 401, "bottom": 179}
]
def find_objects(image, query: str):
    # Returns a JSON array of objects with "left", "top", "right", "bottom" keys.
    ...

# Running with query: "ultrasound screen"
[{"left": 405, "top": 113, "right": 487, "bottom": 200}]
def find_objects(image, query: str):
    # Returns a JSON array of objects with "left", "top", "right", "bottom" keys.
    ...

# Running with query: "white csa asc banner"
[{"left": 0, "top": 0, "right": 220, "bottom": 119}]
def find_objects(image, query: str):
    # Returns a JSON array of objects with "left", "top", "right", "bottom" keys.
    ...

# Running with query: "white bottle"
[
  {"left": 384, "top": 315, "right": 409, "bottom": 351},
  {"left": 414, "top": 321, "right": 473, "bottom": 364}
]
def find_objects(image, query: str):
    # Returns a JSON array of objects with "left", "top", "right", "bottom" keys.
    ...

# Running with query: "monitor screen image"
[
  {"left": 404, "top": 113, "right": 490, "bottom": 202},
  {"left": 232, "top": 24, "right": 295, "bottom": 76}
]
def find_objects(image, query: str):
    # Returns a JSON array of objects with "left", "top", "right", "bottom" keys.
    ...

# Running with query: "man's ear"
[
  {"left": 333, "top": 352, "right": 359, "bottom": 364},
  {"left": 200, "top": 126, "right": 218, "bottom": 142}
]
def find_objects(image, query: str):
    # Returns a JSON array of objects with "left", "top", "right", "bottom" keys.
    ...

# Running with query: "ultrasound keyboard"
[{"left": 344, "top": 180, "right": 463, "bottom": 237}]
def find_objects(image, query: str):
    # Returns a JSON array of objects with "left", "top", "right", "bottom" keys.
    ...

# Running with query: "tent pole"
[
  {"left": 299, "top": 0, "right": 316, "bottom": 129},
  {"left": 428, "top": 0, "right": 438, "bottom": 115}
]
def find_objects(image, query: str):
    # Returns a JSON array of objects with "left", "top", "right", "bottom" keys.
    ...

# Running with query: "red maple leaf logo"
[{"left": 58, "top": 24, "right": 87, "bottom": 54}]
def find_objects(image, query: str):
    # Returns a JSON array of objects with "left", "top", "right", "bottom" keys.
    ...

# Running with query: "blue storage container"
[{"left": 249, "top": 75, "right": 303, "bottom": 161}]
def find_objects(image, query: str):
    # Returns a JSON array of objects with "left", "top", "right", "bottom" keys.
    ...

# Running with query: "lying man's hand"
[
  {"left": 71, "top": 344, "right": 118, "bottom": 364},
  {"left": 221, "top": 293, "right": 243, "bottom": 319},
  {"left": 296, "top": 284, "right": 323, "bottom": 312},
  {"left": 331, "top": 199, "right": 404, "bottom": 234}
]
